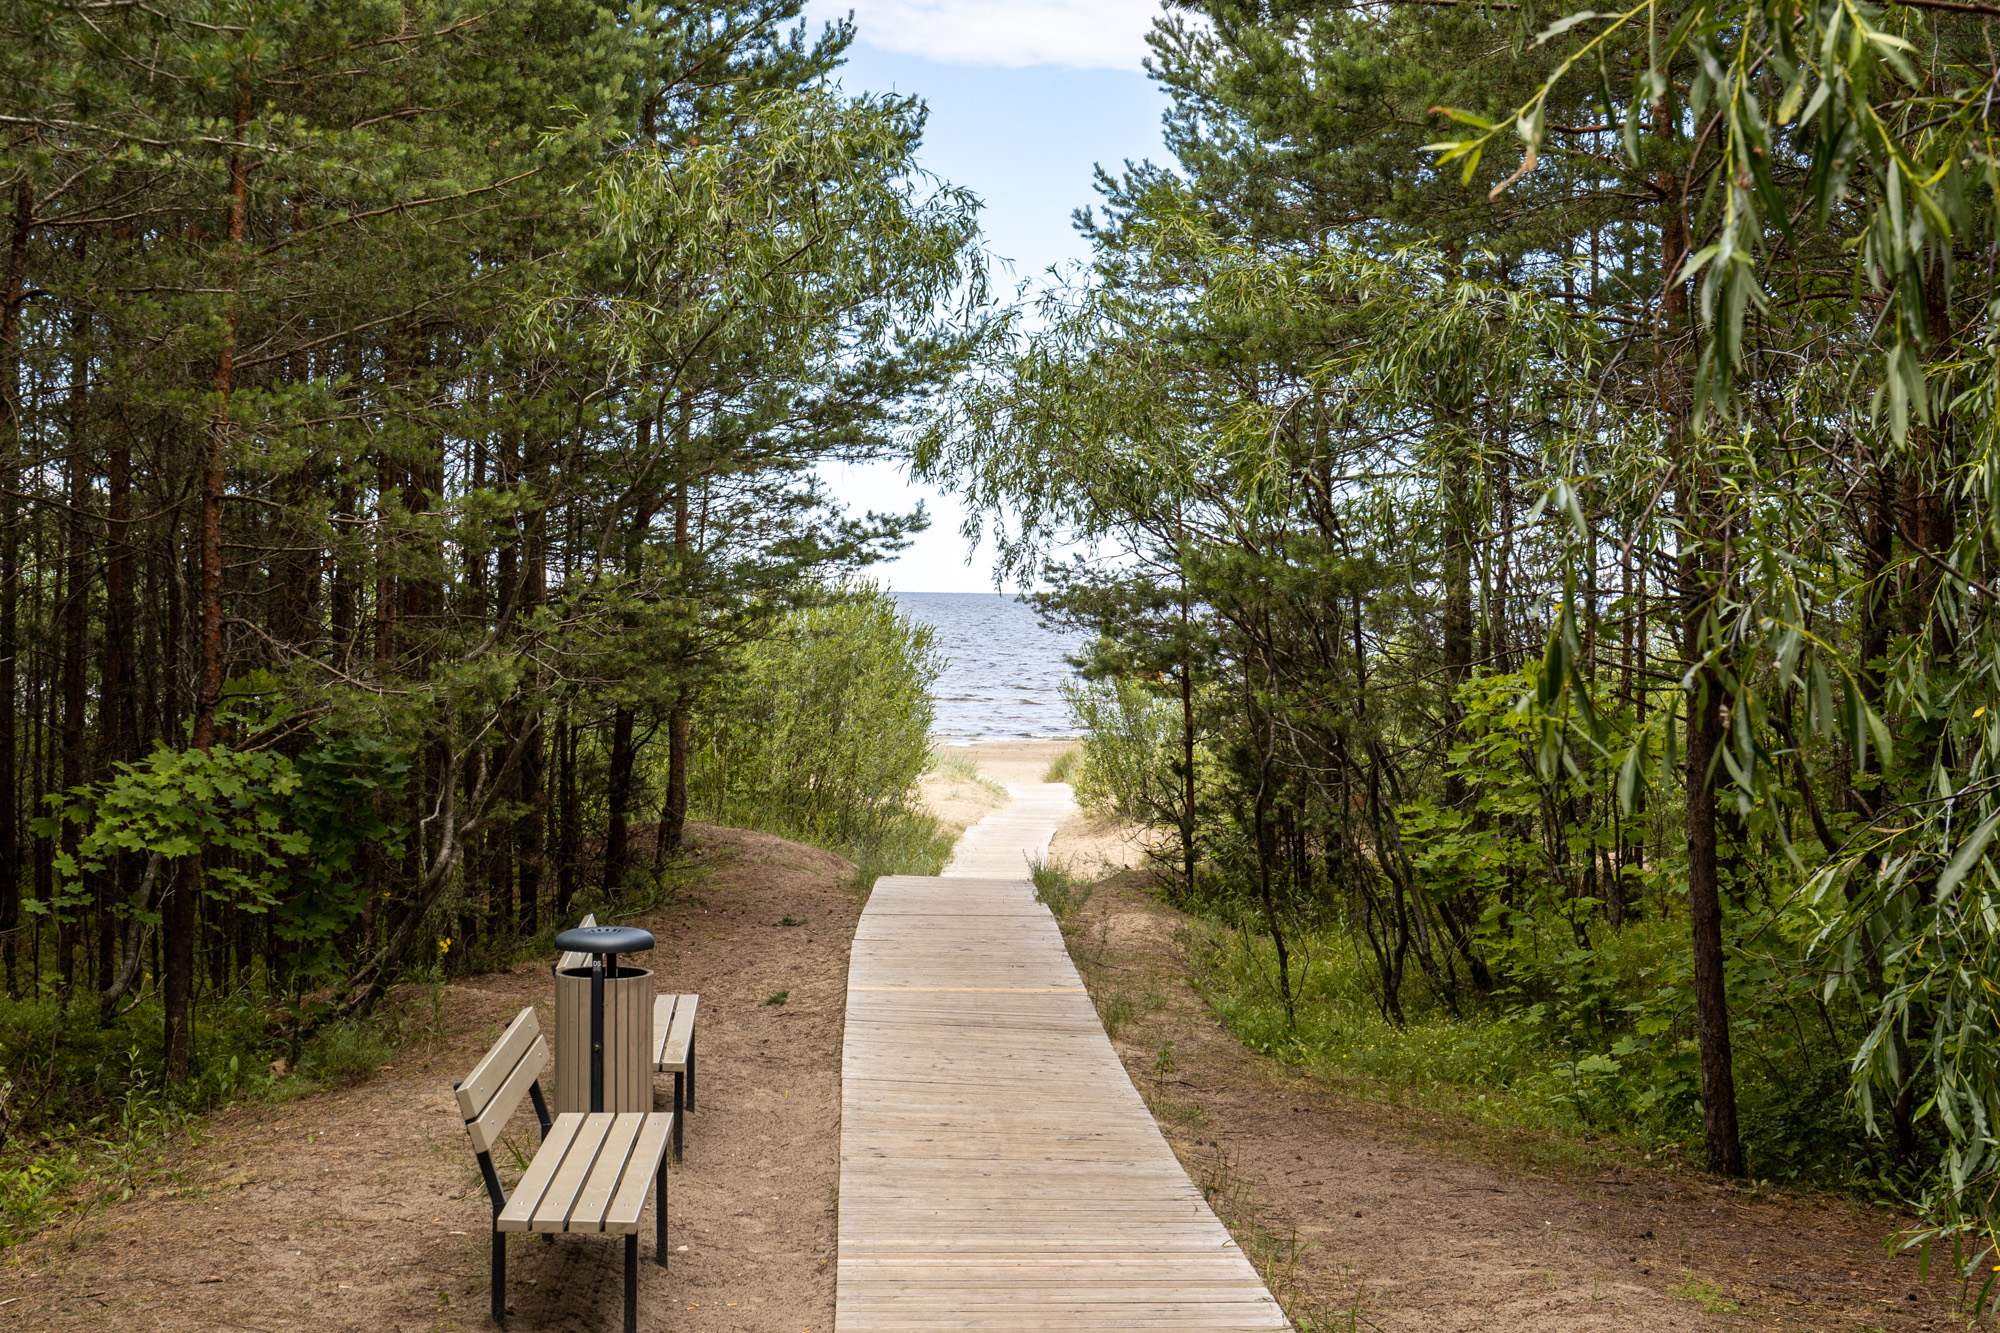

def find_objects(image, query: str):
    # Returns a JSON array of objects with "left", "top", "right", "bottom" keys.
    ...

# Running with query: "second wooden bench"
[{"left": 559, "top": 912, "right": 699, "bottom": 1159}]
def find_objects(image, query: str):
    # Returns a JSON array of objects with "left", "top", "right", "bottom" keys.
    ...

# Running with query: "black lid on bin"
[{"left": 554, "top": 924, "right": 655, "bottom": 955}]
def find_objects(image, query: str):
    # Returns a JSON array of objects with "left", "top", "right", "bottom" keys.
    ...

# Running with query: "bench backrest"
[
  {"left": 555, "top": 912, "right": 598, "bottom": 973},
  {"left": 455, "top": 1005, "right": 549, "bottom": 1156}
]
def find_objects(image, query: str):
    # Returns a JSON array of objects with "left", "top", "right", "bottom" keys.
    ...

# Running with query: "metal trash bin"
[{"left": 552, "top": 925, "right": 656, "bottom": 1114}]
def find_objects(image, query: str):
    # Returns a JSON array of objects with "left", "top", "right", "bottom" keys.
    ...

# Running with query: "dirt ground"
[
  {"left": 1067, "top": 868, "right": 1975, "bottom": 1333},
  {"left": 0, "top": 823, "right": 861, "bottom": 1333}
]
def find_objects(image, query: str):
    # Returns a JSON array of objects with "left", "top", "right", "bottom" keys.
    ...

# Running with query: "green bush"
[
  {"left": 1190, "top": 910, "right": 1925, "bottom": 1192},
  {"left": 691, "top": 585, "right": 953, "bottom": 886},
  {"left": 0, "top": 986, "right": 429, "bottom": 1247},
  {"left": 1061, "top": 678, "right": 1180, "bottom": 821},
  {"left": 295, "top": 1018, "right": 393, "bottom": 1089}
]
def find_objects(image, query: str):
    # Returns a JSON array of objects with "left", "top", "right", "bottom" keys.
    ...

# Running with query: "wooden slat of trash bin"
[{"left": 554, "top": 966, "right": 654, "bottom": 1115}]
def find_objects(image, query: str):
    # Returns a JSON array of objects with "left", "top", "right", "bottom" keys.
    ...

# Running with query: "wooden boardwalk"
[{"left": 835, "top": 780, "right": 1289, "bottom": 1331}]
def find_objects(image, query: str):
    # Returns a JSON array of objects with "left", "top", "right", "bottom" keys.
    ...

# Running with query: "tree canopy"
[
  {"left": 922, "top": 0, "right": 2000, "bottom": 1275},
  {"left": 0, "top": 0, "right": 986, "bottom": 1116}
]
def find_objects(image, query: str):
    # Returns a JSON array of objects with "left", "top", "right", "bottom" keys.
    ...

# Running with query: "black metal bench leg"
[
  {"left": 686, "top": 1031, "right": 695, "bottom": 1110},
  {"left": 673, "top": 1073, "right": 685, "bottom": 1161},
  {"left": 656, "top": 1150, "right": 668, "bottom": 1268},
  {"left": 624, "top": 1232, "right": 639, "bottom": 1333},
  {"left": 491, "top": 1228, "right": 506, "bottom": 1329}
]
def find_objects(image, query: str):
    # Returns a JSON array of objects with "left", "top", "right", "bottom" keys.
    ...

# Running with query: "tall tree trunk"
[
  {"left": 1243, "top": 669, "right": 1292, "bottom": 1023},
  {"left": 1654, "top": 78, "right": 1744, "bottom": 1178},
  {"left": 517, "top": 424, "right": 549, "bottom": 931},
  {"left": 175, "top": 87, "right": 251, "bottom": 1084},
  {"left": 0, "top": 180, "right": 26, "bottom": 996},
  {"left": 603, "top": 416, "right": 657, "bottom": 891},
  {"left": 659, "top": 470, "right": 691, "bottom": 858},
  {"left": 103, "top": 415, "right": 140, "bottom": 1008},
  {"left": 1178, "top": 568, "right": 1198, "bottom": 897},
  {"left": 556, "top": 710, "right": 578, "bottom": 916},
  {"left": 604, "top": 707, "right": 637, "bottom": 893},
  {"left": 332, "top": 480, "right": 358, "bottom": 667},
  {"left": 60, "top": 284, "right": 89, "bottom": 995},
  {"left": 1440, "top": 457, "right": 1474, "bottom": 806},
  {"left": 659, "top": 690, "right": 689, "bottom": 863},
  {"left": 1683, "top": 643, "right": 1744, "bottom": 1176}
]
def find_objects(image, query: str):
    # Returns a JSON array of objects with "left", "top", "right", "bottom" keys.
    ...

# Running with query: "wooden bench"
[
  {"left": 652, "top": 992, "right": 698, "bottom": 1160},
  {"left": 454, "top": 1006, "right": 672, "bottom": 1333},
  {"left": 559, "top": 913, "right": 699, "bottom": 1160}
]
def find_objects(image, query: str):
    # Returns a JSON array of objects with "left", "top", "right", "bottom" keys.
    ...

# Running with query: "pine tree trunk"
[
  {"left": 659, "top": 474, "right": 691, "bottom": 858},
  {"left": 176, "top": 87, "right": 251, "bottom": 1083},
  {"left": 1683, "top": 650, "right": 1744, "bottom": 1175},
  {"left": 60, "top": 286, "right": 89, "bottom": 995},
  {"left": 660, "top": 690, "right": 689, "bottom": 858},
  {"left": 604, "top": 707, "right": 636, "bottom": 892},
  {"left": 604, "top": 418, "right": 656, "bottom": 890},
  {"left": 556, "top": 711, "right": 577, "bottom": 917},
  {"left": 0, "top": 179, "right": 29, "bottom": 996},
  {"left": 1656, "top": 81, "right": 1744, "bottom": 1177}
]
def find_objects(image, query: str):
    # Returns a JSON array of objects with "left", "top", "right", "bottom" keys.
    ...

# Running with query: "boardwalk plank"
[{"left": 835, "top": 780, "right": 1288, "bottom": 1332}]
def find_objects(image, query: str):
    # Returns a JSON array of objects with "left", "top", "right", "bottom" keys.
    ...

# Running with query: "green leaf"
[
  {"left": 1534, "top": 10, "right": 1602, "bottom": 44},
  {"left": 1617, "top": 730, "right": 1649, "bottom": 815},
  {"left": 1938, "top": 809, "right": 2000, "bottom": 901},
  {"left": 1865, "top": 703, "right": 1893, "bottom": 767},
  {"left": 1432, "top": 106, "right": 1498, "bottom": 130}
]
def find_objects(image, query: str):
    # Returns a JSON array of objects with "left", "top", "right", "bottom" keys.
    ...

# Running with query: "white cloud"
[{"left": 809, "top": 0, "right": 1161, "bottom": 71}]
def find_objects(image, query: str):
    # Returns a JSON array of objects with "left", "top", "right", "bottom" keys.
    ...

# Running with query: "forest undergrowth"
[
  {"left": 0, "top": 584, "right": 943, "bottom": 1250},
  {"left": 1181, "top": 909, "right": 1917, "bottom": 1202},
  {"left": 0, "top": 862, "right": 691, "bottom": 1249}
]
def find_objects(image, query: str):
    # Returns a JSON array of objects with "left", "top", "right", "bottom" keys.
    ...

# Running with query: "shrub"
[
  {"left": 1061, "top": 678, "right": 1180, "bottom": 821},
  {"left": 691, "top": 584, "right": 952, "bottom": 885}
]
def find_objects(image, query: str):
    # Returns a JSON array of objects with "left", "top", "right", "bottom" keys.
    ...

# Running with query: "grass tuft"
[
  {"left": 1042, "top": 747, "right": 1079, "bottom": 784},
  {"left": 1667, "top": 1275, "right": 1740, "bottom": 1313},
  {"left": 1029, "top": 855, "right": 1093, "bottom": 926},
  {"left": 930, "top": 746, "right": 1008, "bottom": 798}
]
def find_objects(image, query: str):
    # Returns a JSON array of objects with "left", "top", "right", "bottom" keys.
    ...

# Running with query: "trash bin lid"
[{"left": 554, "top": 924, "right": 656, "bottom": 955}]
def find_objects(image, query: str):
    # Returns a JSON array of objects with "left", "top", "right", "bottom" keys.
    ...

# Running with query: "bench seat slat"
[
  {"left": 650, "top": 994, "right": 677, "bottom": 1067},
  {"left": 455, "top": 1007, "right": 541, "bottom": 1123},
  {"left": 603, "top": 1113, "right": 674, "bottom": 1236},
  {"left": 656, "top": 994, "right": 698, "bottom": 1073},
  {"left": 568, "top": 1113, "right": 644, "bottom": 1233},
  {"left": 531, "top": 1112, "right": 613, "bottom": 1233},
  {"left": 465, "top": 1034, "right": 548, "bottom": 1156},
  {"left": 496, "top": 1112, "right": 584, "bottom": 1232}
]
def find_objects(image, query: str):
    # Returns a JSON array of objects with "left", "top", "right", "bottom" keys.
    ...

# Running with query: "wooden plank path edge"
[{"left": 835, "top": 777, "right": 1289, "bottom": 1332}]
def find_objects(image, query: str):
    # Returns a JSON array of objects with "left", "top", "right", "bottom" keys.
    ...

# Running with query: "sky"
[{"left": 804, "top": 1, "right": 1174, "bottom": 593}]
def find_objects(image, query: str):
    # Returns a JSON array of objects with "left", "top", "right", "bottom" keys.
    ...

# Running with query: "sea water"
[{"left": 893, "top": 592, "right": 1088, "bottom": 741}]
